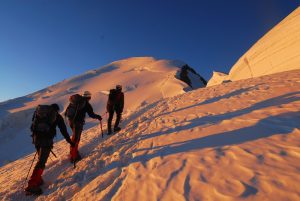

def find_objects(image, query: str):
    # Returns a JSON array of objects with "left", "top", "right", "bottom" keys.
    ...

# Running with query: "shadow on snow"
[{"left": 47, "top": 91, "right": 300, "bottom": 199}]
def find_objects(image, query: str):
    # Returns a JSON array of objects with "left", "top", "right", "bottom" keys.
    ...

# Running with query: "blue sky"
[{"left": 0, "top": 0, "right": 298, "bottom": 102}]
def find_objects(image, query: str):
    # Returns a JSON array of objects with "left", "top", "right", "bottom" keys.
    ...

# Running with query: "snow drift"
[
  {"left": 0, "top": 57, "right": 206, "bottom": 166},
  {"left": 0, "top": 69, "right": 299, "bottom": 200}
]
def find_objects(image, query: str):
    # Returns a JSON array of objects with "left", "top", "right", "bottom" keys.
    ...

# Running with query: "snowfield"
[
  {"left": 0, "top": 57, "right": 206, "bottom": 166},
  {"left": 1, "top": 6, "right": 300, "bottom": 200},
  {"left": 0, "top": 69, "right": 299, "bottom": 201}
]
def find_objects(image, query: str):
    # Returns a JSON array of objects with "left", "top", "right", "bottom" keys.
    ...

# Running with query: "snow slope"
[
  {"left": 0, "top": 69, "right": 299, "bottom": 201},
  {"left": 207, "top": 7, "right": 300, "bottom": 86},
  {"left": 228, "top": 7, "right": 300, "bottom": 81},
  {"left": 0, "top": 57, "right": 205, "bottom": 166}
]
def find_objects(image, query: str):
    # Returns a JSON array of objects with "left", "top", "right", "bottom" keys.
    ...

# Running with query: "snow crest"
[
  {"left": 207, "top": 7, "right": 300, "bottom": 86},
  {"left": 228, "top": 7, "right": 300, "bottom": 81}
]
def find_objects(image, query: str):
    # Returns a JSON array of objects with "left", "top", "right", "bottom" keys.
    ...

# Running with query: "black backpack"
[
  {"left": 65, "top": 94, "right": 86, "bottom": 120},
  {"left": 108, "top": 89, "right": 117, "bottom": 105},
  {"left": 32, "top": 105, "right": 57, "bottom": 133}
]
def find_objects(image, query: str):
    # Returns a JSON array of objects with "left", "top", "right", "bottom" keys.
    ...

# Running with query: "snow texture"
[
  {"left": 228, "top": 7, "right": 300, "bottom": 81},
  {"left": 1, "top": 7, "right": 300, "bottom": 201},
  {"left": 0, "top": 69, "right": 299, "bottom": 201},
  {"left": 207, "top": 7, "right": 300, "bottom": 86}
]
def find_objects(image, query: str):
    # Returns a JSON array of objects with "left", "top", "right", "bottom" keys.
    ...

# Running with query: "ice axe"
[{"left": 23, "top": 151, "right": 37, "bottom": 189}]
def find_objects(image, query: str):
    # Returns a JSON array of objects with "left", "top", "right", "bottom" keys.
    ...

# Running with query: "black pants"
[
  {"left": 69, "top": 121, "right": 84, "bottom": 144},
  {"left": 34, "top": 146, "right": 51, "bottom": 170},
  {"left": 107, "top": 110, "right": 122, "bottom": 131}
]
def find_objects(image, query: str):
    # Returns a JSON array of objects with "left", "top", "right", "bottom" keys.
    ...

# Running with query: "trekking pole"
[
  {"left": 23, "top": 151, "right": 37, "bottom": 189},
  {"left": 49, "top": 155, "right": 54, "bottom": 162},
  {"left": 105, "top": 111, "right": 108, "bottom": 120},
  {"left": 50, "top": 149, "right": 57, "bottom": 158},
  {"left": 100, "top": 119, "right": 104, "bottom": 138}
]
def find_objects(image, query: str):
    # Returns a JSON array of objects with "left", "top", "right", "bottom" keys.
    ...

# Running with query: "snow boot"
[
  {"left": 107, "top": 123, "right": 112, "bottom": 135},
  {"left": 38, "top": 178, "right": 44, "bottom": 186},
  {"left": 114, "top": 127, "right": 121, "bottom": 132},
  {"left": 25, "top": 186, "right": 43, "bottom": 196},
  {"left": 74, "top": 152, "right": 82, "bottom": 162},
  {"left": 25, "top": 168, "right": 44, "bottom": 195},
  {"left": 70, "top": 152, "right": 82, "bottom": 163},
  {"left": 70, "top": 141, "right": 81, "bottom": 162}
]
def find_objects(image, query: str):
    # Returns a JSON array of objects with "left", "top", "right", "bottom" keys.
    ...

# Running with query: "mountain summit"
[{"left": 0, "top": 57, "right": 206, "bottom": 166}]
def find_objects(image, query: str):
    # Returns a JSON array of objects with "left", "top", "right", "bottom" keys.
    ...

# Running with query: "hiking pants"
[
  {"left": 34, "top": 145, "right": 51, "bottom": 170},
  {"left": 69, "top": 121, "right": 84, "bottom": 160},
  {"left": 107, "top": 109, "right": 122, "bottom": 131}
]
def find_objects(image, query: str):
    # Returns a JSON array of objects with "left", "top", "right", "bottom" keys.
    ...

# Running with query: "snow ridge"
[
  {"left": 207, "top": 7, "right": 300, "bottom": 86},
  {"left": 228, "top": 7, "right": 300, "bottom": 81}
]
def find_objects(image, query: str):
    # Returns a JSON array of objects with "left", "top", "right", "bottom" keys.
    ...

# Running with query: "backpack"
[
  {"left": 108, "top": 89, "right": 117, "bottom": 105},
  {"left": 32, "top": 105, "right": 57, "bottom": 133},
  {"left": 65, "top": 94, "right": 86, "bottom": 120},
  {"left": 107, "top": 89, "right": 123, "bottom": 111}
]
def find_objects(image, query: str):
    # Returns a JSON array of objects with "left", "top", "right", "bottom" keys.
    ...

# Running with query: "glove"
[{"left": 97, "top": 115, "right": 102, "bottom": 121}]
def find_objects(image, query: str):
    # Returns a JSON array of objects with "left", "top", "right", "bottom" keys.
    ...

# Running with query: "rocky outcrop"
[{"left": 177, "top": 64, "right": 207, "bottom": 89}]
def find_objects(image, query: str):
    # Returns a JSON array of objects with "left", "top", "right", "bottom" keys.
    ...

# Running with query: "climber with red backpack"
[
  {"left": 65, "top": 91, "right": 102, "bottom": 163},
  {"left": 25, "top": 104, "right": 74, "bottom": 195},
  {"left": 107, "top": 85, "right": 124, "bottom": 135}
]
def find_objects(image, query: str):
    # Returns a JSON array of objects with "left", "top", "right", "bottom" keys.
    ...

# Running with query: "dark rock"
[{"left": 177, "top": 64, "right": 207, "bottom": 89}]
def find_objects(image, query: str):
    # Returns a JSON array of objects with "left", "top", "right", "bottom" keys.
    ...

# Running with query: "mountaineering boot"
[
  {"left": 74, "top": 152, "right": 82, "bottom": 162},
  {"left": 70, "top": 151, "right": 82, "bottom": 163},
  {"left": 70, "top": 140, "right": 81, "bottom": 162},
  {"left": 114, "top": 127, "right": 121, "bottom": 132},
  {"left": 107, "top": 123, "right": 112, "bottom": 135},
  {"left": 38, "top": 178, "right": 44, "bottom": 186},
  {"left": 25, "top": 186, "right": 43, "bottom": 196},
  {"left": 25, "top": 168, "right": 44, "bottom": 195}
]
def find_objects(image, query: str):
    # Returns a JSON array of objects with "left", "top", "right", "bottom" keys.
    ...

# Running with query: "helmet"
[
  {"left": 82, "top": 91, "right": 92, "bottom": 98},
  {"left": 51, "top": 103, "right": 60, "bottom": 111},
  {"left": 116, "top": 85, "right": 122, "bottom": 90}
]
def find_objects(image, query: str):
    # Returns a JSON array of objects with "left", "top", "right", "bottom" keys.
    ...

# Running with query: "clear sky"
[{"left": 0, "top": 0, "right": 298, "bottom": 102}]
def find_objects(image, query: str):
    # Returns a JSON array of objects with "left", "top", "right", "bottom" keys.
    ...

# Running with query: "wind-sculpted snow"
[
  {"left": 0, "top": 69, "right": 299, "bottom": 200},
  {"left": 228, "top": 7, "right": 300, "bottom": 81},
  {"left": 207, "top": 7, "right": 300, "bottom": 86}
]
